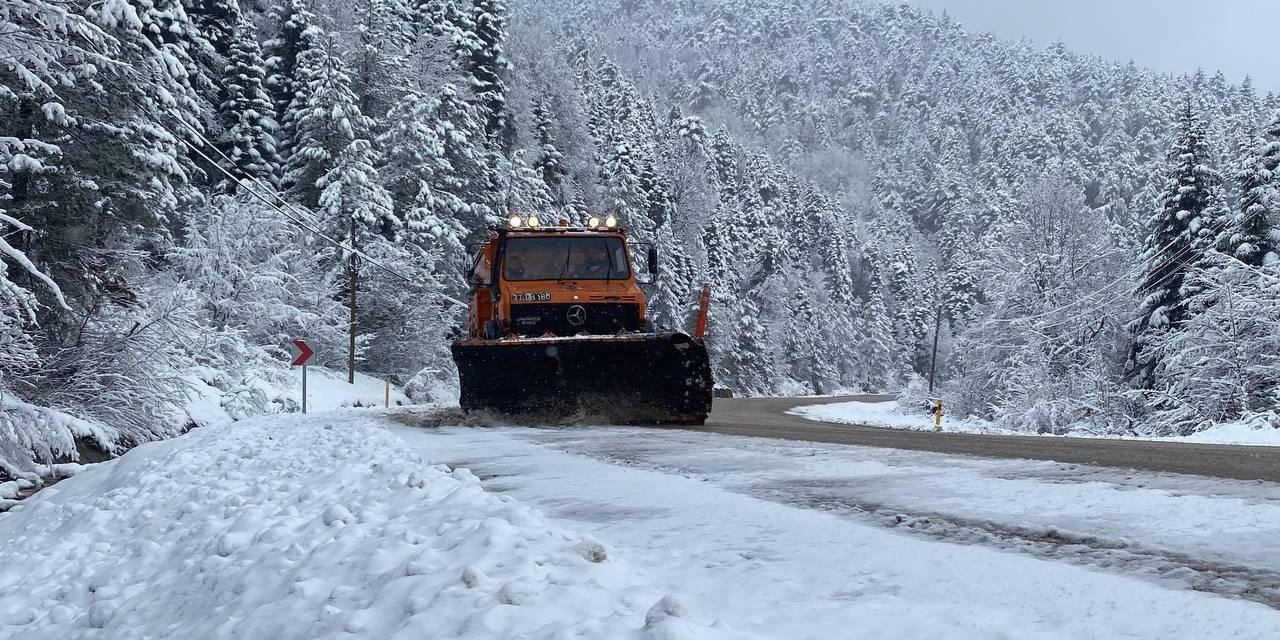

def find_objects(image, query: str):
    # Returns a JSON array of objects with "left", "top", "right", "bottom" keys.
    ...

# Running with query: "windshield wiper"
[
  {"left": 602, "top": 238, "right": 612, "bottom": 285},
  {"left": 556, "top": 244, "right": 573, "bottom": 282}
]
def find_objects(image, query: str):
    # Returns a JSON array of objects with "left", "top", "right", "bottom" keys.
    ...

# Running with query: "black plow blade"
[{"left": 451, "top": 332, "right": 714, "bottom": 424}]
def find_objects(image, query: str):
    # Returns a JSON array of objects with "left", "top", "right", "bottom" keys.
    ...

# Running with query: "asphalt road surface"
[{"left": 698, "top": 395, "right": 1280, "bottom": 482}]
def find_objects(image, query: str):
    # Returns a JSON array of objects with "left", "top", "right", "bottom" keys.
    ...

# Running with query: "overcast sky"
[{"left": 881, "top": 0, "right": 1278, "bottom": 92}]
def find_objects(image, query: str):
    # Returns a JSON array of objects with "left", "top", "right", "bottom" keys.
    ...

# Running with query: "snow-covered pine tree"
[
  {"left": 350, "top": 0, "right": 416, "bottom": 122},
  {"left": 1127, "top": 98, "right": 1224, "bottom": 387},
  {"left": 316, "top": 136, "right": 398, "bottom": 383},
  {"left": 0, "top": 0, "right": 101, "bottom": 373},
  {"left": 887, "top": 245, "right": 933, "bottom": 368},
  {"left": 646, "top": 222, "right": 698, "bottom": 331},
  {"left": 4, "top": 0, "right": 220, "bottom": 466},
  {"left": 429, "top": 84, "right": 502, "bottom": 228},
  {"left": 723, "top": 296, "right": 777, "bottom": 395},
  {"left": 2, "top": 0, "right": 208, "bottom": 379},
  {"left": 1225, "top": 113, "right": 1280, "bottom": 266},
  {"left": 498, "top": 152, "right": 554, "bottom": 216},
  {"left": 600, "top": 141, "right": 647, "bottom": 223},
  {"left": 782, "top": 273, "right": 839, "bottom": 393},
  {"left": 217, "top": 17, "right": 281, "bottom": 192},
  {"left": 265, "top": 0, "right": 323, "bottom": 121},
  {"left": 281, "top": 41, "right": 373, "bottom": 208},
  {"left": 184, "top": 0, "right": 242, "bottom": 101},
  {"left": 462, "top": 0, "right": 514, "bottom": 152},
  {"left": 318, "top": 138, "right": 397, "bottom": 243},
  {"left": 702, "top": 214, "right": 739, "bottom": 293},
  {"left": 531, "top": 97, "right": 566, "bottom": 204},
  {"left": 187, "top": 0, "right": 242, "bottom": 59},
  {"left": 859, "top": 280, "right": 905, "bottom": 392},
  {"left": 1141, "top": 250, "right": 1280, "bottom": 435},
  {"left": 415, "top": 0, "right": 474, "bottom": 49},
  {"left": 378, "top": 93, "right": 454, "bottom": 227}
]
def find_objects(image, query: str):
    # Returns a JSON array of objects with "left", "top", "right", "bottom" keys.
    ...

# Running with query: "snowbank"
[
  {"left": 1165, "top": 420, "right": 1280, "bottom": 446},
  {"left": 182, "top": 366, "right": 412, "bottom": 427},
  {"left": 792, "top": 399, "right": 1280, "bottom": 446},
  {"left": 2, "top": 364, "right": 411, "bottom": 488},
  {"left": 790, "top": 399, "right": 1008, "bottom": 434},
  {"left": 0, "top": 396, "right": 116, "bottom": 481},
  {"left": 0, "top": 410, "right": 735, "bottom": 639}
]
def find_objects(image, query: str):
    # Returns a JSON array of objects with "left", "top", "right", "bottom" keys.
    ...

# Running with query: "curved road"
[{"left": 698, "top": 395, "right": 1280, "bottom": 482}]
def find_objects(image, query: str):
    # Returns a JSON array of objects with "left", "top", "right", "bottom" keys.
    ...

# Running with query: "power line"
[
  {"left": 983, "top": 194, "right": 1266, "bottom": 335},
  {"left": 983, "top": 222, "right": 1190, "bottom": 327},
  {"left": 84, "top": 44, "right": 470, "bottom": 310}
]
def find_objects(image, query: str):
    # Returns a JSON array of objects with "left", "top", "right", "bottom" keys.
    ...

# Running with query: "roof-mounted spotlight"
[
  {"left": 507, "top": 214, "right": 523, "bottom": 228},
  {"left": 587, "top": 215, "right": 601, "bottom": 228},
  {"left": 604, "top": 215, "right": 618, "bottom": 229},
  {"left": 526, "top": 215, "right": 541, "bottom": 228}
]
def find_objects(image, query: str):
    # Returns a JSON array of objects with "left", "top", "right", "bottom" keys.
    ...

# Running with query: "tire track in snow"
[
  {"left": 521, "top": 429, "right": 1280, "bottom": 610},
  {"left": 752, "top": 479, "right": 1280, "bottom": 609}
]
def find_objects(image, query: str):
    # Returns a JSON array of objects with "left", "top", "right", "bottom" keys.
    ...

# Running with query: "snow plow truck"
[{"left": 451, "top": 213, "right": 714, "bottom": 424}]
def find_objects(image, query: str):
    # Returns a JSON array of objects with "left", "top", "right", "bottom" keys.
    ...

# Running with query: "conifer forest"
[{"left": 4, "top": 0, "right": 1280, "bottom": 474}]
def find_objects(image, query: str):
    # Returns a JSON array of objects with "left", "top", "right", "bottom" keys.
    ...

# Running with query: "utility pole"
[
  {"left": 928, "top": 304, "right": 942, "bottom": 394},
  {"left": 348, "top": 215, "right": 358, "bottom": 385}
]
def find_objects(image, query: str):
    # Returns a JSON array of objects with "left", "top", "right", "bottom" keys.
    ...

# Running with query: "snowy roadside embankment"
[
  {"left": 182, "top": 366, "right": 412, "bottom": 427},
  {"left": 0, "top": 410, "right": 734, "bottom": 640},
  {"left": 789, "top": 399, "right": 1010, "bottom": 434},
  {"left": 0, "top": 397, "right": 116, "bottom": 486},
  {"left": 2, "top": 365, "right": 410, "bottom": 494},
  {"left": 792, "top": 399, "right": 1280, "bottom": 446}
]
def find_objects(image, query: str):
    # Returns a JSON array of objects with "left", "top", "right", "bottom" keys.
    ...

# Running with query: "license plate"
[{"left": 511, "top": 292, "right": 551, "bottom": 302}]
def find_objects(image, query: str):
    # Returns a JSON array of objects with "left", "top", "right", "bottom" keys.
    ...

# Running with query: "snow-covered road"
[
  {"left": 392, "top": 414, "right": 1280, "bottom": 639},
  {"left": 4, "top": 408, "right": 1279, "bottom": 639}
]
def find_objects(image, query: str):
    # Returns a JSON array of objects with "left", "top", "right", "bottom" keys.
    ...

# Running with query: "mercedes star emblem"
[{"left": 566, "top": 305, "right": 587, "bottom": 326}]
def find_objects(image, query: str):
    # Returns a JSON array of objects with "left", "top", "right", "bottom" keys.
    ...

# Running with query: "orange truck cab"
[
  {"left": 451, "top": 217, "right": 711, "bottom": 424},
  {"left": 465, "top": 226, "right": 657, "bottom": 339}
]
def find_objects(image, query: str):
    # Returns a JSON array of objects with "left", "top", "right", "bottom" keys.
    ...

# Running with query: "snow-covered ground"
[
  {"left": 392, "top": 419, "right": 1280, "bottom": 639},
  {"left": 793, "top": 399, "right": 1280, "bottom": 445},
  {"left": 2, "top": 365, "right": 410, "bottom": 486},
  {"left": 183, "top": 366, "right": 411, "bottom": 427},
  {"left": 0, "top": 410, "right": 733, "bottom": 639},
  {"left": 790, "top": 399, "right": 1005, "bottom": 433},
  {"left": 6, "top": 408, "right": 1280, "bottom": 639}
]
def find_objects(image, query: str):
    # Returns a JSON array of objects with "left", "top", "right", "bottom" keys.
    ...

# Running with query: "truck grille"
[{"left": 509, "top": 303, "right": 641, "bottom": 337}]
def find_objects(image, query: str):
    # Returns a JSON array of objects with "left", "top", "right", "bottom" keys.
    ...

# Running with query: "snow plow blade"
[{"left": 451, "top": 332, "right": 713, "bottom": 424}]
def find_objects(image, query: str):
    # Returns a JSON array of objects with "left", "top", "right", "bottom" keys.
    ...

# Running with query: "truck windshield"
[{"left": 503, "top": 236, "right": 630, "bottom": 281}]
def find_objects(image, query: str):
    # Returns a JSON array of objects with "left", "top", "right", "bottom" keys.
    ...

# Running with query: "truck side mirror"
[{"left": 648, "top": 246, "right": 659, "bottom": 275}]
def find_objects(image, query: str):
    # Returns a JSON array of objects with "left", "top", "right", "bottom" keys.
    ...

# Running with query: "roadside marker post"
[
  {"left": 694, "top": 283, "right": 712, "bottom": 338},
  {"left": 385, "top": 380, "right": 390, "bottom": 408},
  {"left": 929, "top": 397, "right": 944, "bottom": 431},
  {"left": 290, "top": 339, "right": 315, "bottom": 414}
]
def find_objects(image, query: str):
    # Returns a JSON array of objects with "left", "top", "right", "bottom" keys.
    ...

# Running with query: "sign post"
[
  {"left": 693, "top": 283, "right": 712, "bottom": 338},
  {"left": 290, "top": 339, "right": 315, "bottom": 413}
]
